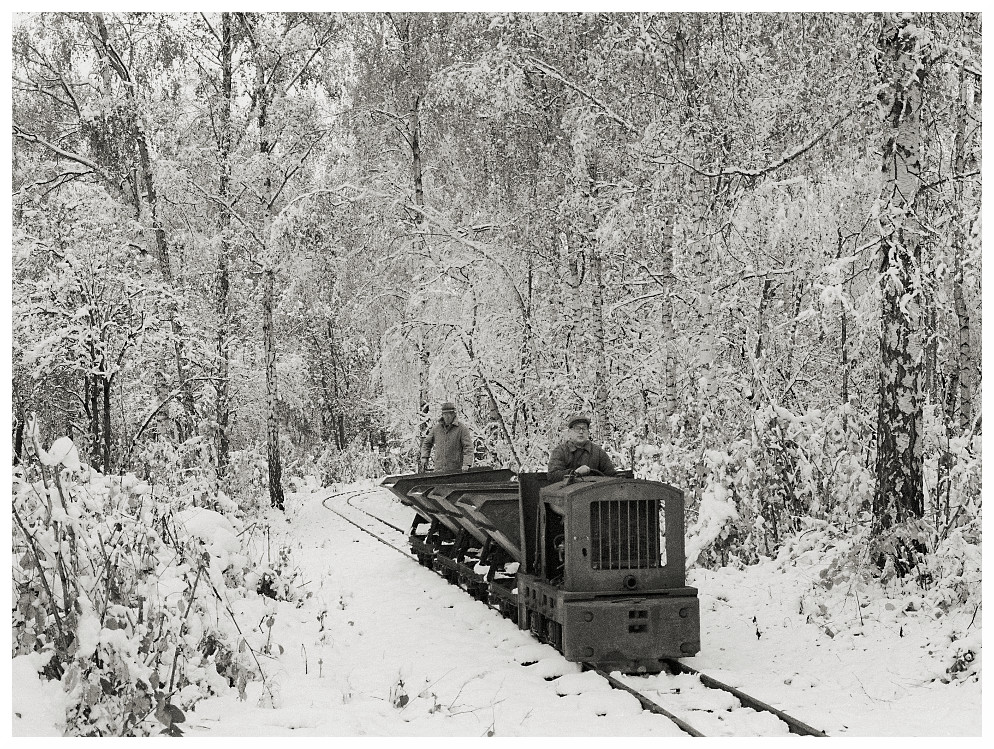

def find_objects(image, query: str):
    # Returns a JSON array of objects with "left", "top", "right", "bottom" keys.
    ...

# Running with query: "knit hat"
[
  {"left": 567, "top": 413, "right": 591, "bottom": 429},
  {"left": 440, "top": 402, "right": 457, "bottom": 413}
]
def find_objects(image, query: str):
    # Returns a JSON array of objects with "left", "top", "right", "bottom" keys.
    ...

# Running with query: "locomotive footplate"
[{"left": 518, "top": 573, "right": 700, "bottom": 673}]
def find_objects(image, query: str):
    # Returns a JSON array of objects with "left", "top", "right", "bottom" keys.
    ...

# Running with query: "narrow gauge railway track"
[
  {"left": 321, "top": 486, "right": 828, "bottom": 738},
  {"left": 345, "top": 491, "right": 408, "bottom": 534},
  {"left": 588, "top": 664, "right": 828, "bottom": 737},
  {"left": 321, "top": 487, "right": 411, "bottom": 557}
]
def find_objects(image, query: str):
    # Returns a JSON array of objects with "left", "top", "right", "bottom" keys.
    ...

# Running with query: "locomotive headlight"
[{"left": 583, "top": 611, "right": 593, "bottom": 622}]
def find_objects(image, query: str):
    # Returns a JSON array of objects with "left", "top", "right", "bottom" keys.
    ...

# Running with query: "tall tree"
[
  {"left": 872, "top": 13, "right": 929, "bottom": 528},
  {"left": 949, "top": 58, "right": 980, "bottom": 433},
  {"left": 214, "top": 12, "right": 237, "bottom": 482}
]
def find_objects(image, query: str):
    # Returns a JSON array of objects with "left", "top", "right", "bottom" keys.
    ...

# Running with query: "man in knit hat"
[
  {"left": 418, "top": 402, "right": 474, "bottom": 473},
  {"left": 547, "top": 413, "right": 617, "bottom": 482}
]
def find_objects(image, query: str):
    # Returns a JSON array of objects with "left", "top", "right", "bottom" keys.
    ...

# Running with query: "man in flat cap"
[
  {"left": 546, "top": 413, "right": 617, "bottom": 482},
  {"left": 418, "top": 402, "right": 474, "bottom": 473}
]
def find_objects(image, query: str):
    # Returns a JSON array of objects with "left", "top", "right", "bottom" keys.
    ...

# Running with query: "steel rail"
[
  {"left": 660, "top": 658, "right": 829, "bottom": 737},
  {"left": 321, "top": 489, "right": 412, "bottom": 558},
  {"left": 344, "top": 490, "right": 408, "bottom": 534},
  {"left": 582, "top": 664, "right": 705, "bottom": 736}
]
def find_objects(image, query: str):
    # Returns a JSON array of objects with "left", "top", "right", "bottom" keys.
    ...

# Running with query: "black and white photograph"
[{"left": 9, "top": 8, "right": 982, "bottom": 737}]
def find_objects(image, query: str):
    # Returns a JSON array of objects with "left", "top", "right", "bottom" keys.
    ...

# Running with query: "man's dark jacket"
[{"left": 547, "top": 440, "right": 617, "bottom": 482}]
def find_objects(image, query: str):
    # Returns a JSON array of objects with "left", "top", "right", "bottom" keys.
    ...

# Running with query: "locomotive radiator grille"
[{"left": 590, "top": 499, "right": 663, "bottom": 569}]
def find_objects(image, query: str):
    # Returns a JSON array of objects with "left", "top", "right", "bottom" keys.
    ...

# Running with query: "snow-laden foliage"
[
  {"left": 310, "top": 438, "right": 408, "bottom": 484},
  {"left": 635, "top": 404, "right": 874, "bottom": 563},
  {"left": 12, "top": 427, "right": 308, "bottom": 735},
  {"left": 634, "top": 399, "right": 979, "bottom": 578},
  {"left": 772, "top": 510, "right": 981, "bottom": 684}
]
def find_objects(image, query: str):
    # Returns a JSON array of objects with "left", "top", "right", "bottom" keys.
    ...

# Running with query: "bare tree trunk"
[
  {"left": 84, "top": 326, "right": 102, "bottom": 468},
  {"left": 951, "top": 66, "right": 978, "bottom": 433},
  {"left": 87, "top": 374, "right": 100, "bottom": 469},
  {"left": 417, "top": 337, "right": 431, "bottom": 442},
  {"left": 840, "top": 295, "right": 850, "bottom": 427},
  {"left": 102, "top": 374, "right": 112, "bottom": 473},
  {"left": 517, "top": 259, "right": 536, "bottom": 444},
  {"left": 922, "top": 282, "right": 938, "bottom": 402},
  {"left": 834, "top": 228, "right": 854, "bottom": 434},
  {"left": 873, "top": 13, "right": 927, "bottom": 529},
  {"left": 938, "top": 375, "right": 956, "bottom": 526},
  {"left": 560, "top": 231, "right": 582, "bottom": 381},
  {"left": 952, "top": 258, "right": 973, "bottom": 431},
  {"left": 86, "top": 13, "right": 197, "bottom": 433},
  {"left": 135, "top": 126, "right": 170, "bottom": 283},
  {"left": 589, "top": 242, "right": 610, "bottom": 440},
  {"left": 410, "top": 92, "right": 425, "bottom": 224},
  {"left": 253, "top": 31, "right": 285, "bottom": 512},
  {"left": 215, "top": 11, "right": 234, "bottom": 482},
  {"left": 13, "top": 417, "right": 25, "bottom": 466},
  {"left": 327, "top": 321, "right": 345, "bottom": 450},
  {"left": 752, "top": 277, "right": 774, "bottom": 404},
  {"left": 308, "top": 323, "right": 335, "bottom": 446},
  {"left": 657, "top": 201, "right": 677, "bottom": 438},
  {"left": 398, "top": 17, "right": 432, "bottom": 443},
  {"left": 262, "top": 267, "right": 285, "bottom": 510}
]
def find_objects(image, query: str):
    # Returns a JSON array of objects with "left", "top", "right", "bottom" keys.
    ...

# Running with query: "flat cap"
[
  {"left": 567, "top": 413, "right": 591, "bottom": 429},
  {"left": 440, "top": 402, "right": 457, "bottom": 413}
]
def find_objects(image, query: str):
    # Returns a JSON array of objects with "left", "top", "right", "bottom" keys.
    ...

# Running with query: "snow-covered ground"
[{"left": 12, "top": 479, "right": 982, "bottom": 737}]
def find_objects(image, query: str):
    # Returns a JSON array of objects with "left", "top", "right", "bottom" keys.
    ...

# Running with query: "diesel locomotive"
[{"left": 382, "top": 467, "right": 700, "bottom": 675}]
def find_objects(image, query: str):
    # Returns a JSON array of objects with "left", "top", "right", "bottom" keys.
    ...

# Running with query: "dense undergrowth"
[
  {"left": 632, "top": 402, "right": 982, "bottom": 683},
  {"left": 772, "top": 514, "right": 982, "bottom": 683},
  {"left": 12, "top": 423, "right": 308, "bottom": 736}
]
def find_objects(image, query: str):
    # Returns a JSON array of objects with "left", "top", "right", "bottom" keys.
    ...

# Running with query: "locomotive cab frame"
[{"left": 537, "top": 477, "right": 686, "bottom": 593}]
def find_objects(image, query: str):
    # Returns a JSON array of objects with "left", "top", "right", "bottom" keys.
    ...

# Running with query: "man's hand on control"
[{"left": 575, "top": 465, "right": 591, "bottom": 476}]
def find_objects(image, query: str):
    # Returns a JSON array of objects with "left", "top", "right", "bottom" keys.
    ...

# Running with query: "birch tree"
[
  {"left": 230, "top": 12, "right": 339, "bottom": 509},
  {"left": 872, "top": 13, "right": 929, "bottom": 529}
]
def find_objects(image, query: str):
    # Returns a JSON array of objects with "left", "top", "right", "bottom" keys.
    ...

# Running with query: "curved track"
[
  {"left": 321, "top": 487, "right": 410, "bottom": 557},
  {"left": 345, "top": 491, "right": 408, "bottom": 534},
  {"left": 321, "top": 484, "right": 828, "bottom": 737}
]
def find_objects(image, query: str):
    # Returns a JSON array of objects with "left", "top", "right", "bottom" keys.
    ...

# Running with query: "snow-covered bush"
[
  {"left": 137, "top": 435, "right": 240, "bottom": 515},
  {"left": 11, "top": 429, "right": 292, "bottom": 735},
  {"left": 773, "top": 511, "right": 981, "bottom": 681},
  {"left": 252, "top": 542, "right": 309, "bottom": 604},
  {"left": 636, "top": 402, "right": 880, "bottom": 568},
  {"left": 312, "top": 439, "right": 402, "bottom": 484},
  {"left": 223, "top": 446, "right": 270, "bottom": 512}
]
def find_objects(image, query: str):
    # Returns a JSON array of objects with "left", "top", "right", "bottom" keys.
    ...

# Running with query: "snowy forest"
[{"left": 11, "top": 12, "right": 981, "bottom": 736}]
